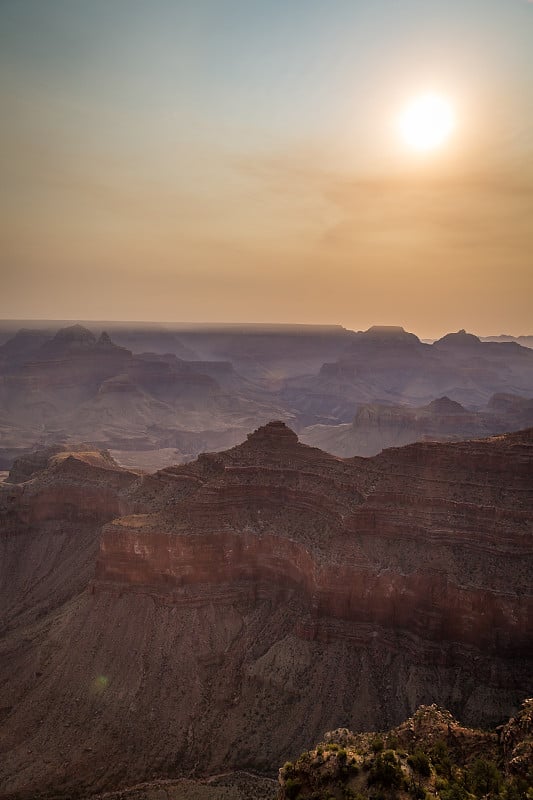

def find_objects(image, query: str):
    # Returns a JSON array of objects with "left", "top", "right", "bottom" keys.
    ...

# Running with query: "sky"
[{"left": 1, "top": 0, "right": 532, "bottom": 338}]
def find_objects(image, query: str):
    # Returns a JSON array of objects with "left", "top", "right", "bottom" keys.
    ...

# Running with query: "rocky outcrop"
[
  {"left": 3, "top": 448, "right": 136, "bottom": 525},
  {"left": 0, "top": 329, "right": 52, "bottom": 365},
  {"left": 500, "top": 698, "right": 533, "bottom": 778},
  {"left": 277, "top": 701, "right": 533, "bottom": 800},
  {"left": 434, "top": 329, "right": 483, "bottom": 349}
]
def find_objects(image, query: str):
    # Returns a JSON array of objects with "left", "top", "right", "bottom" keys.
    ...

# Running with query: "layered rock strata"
[
  {"left": 94, "top": 422, "right": 533, "bottom": 658},
  {"left": 0, "top": 424, "right": 532, "bottom": 799}
]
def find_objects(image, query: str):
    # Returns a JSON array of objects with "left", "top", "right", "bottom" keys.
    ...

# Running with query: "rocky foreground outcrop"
[
  {"left": 277, "top": 700, "right": 533, "bottom": 800},
  {"left": 0, "top": 425, "right": 532, "bottom": 799}
]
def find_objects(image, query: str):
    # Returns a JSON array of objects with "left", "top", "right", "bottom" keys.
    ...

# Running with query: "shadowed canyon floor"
[{"left": 0, "top": 424, "right": 532, "bottom": 798}]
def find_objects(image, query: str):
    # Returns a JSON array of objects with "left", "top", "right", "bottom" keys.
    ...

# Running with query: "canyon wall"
[
  {"left": 0, "top": 424, "right": 531, "bottom": 799},
  {"left": 94, "top": 422, "right": 533, "bottom": 657}
]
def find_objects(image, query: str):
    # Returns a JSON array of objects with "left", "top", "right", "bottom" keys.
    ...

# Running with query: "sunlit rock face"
[
  {"left": 0, "top": 424, "right": 531, "bottom": 798},
  {"left": 4, "top": 446, "right": 136, "bottom": 524}
]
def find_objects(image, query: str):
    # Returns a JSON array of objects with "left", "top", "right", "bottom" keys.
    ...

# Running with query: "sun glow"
[{"left": 399, "top": 93, "right": 456, "bottom": 152}]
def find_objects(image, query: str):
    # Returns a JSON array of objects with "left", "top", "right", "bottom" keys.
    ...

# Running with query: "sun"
[{"left": 399, "top": 93, "right": 456, "bottom": 152}]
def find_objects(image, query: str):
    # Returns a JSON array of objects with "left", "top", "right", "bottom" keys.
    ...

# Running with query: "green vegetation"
[
  {"left": 278, "top": 701, "right": 533, "bottom": 800},
  {"left": 285, "top": 777, "right": 302, "bottom": 799},
  {"left": 430, "top": 741, "right": 453, "bottom": 779},
  {"left": 465, "top": 758, "right": 503, "bottom": 797},
  {"left": 407, "top": 750, "right": 431, "bottom": 777},
  {"left": 368, "top": 750, "right": 403, "bottom": 790}
]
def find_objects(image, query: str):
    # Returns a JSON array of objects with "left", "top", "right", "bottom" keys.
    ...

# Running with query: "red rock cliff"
[{"left": 94, "top": 422, "right": 533, "bottom": 657}]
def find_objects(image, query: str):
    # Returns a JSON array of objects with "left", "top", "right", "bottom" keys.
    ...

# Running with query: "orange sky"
[{"left": 1, "top": 0, "right": 532, "bottom": 338}]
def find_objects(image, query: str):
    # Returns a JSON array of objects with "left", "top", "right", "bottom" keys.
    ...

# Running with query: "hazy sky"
[{"left": 1, "top": 0, "right": 532, "bottom": 337}]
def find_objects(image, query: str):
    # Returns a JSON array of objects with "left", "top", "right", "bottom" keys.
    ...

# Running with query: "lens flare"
[{"left": 93, "top": 675, "right": 109, "bottom": 693}]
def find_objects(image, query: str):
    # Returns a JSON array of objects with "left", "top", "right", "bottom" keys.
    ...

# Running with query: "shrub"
[
  {"left": 368, "top": 752, "right": 403, "bottom": 789},
  {"left": 371, "top": 736, "right": 385, "bottom": 753},
  {"left": 407, "top": 749, "right": 431, "bottom": 777},
  {"left": 285, "top": 777, "right": 302, "bottom": 799},
  {"left": 430, "top": 740, "right": 453, "bottom": 779},
  {"left": 338, "top": 748, "right": 348, "bottom": 764},
  {"left": 349, "top": 758, "right": 360, "bottom": 776},
  {"left": 342, "top": 788, "right": 359, "bottom": 799},
  {"left": 409, "top": 780, "right": 427, "bottom": 799},
  {"left": 466, "top": 758, "right": 502, "bottom": 797},
  {"left": 439, "top": 782, "right": 470, "bottom": 800}
]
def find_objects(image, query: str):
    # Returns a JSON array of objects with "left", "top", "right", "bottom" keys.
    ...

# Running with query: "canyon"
[
  {"left": 0, "top": 422, "right": 531, "bottom": 798},
  {"left": 2, "top": 323, "right": 533, "bottom": 470}
]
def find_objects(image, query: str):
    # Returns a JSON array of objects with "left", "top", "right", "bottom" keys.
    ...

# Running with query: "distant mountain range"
[
  {"left": 301, "top": 393, "right": 533, "bottom": 457},
  {"left": 2, "top": 322, "right": 533, "bottom": 469},
  {"left": 481, "top": 334, "right": 533, "bottom": 348}
]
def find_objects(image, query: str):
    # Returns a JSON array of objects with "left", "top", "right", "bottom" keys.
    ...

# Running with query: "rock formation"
[
  {"left": 0, "top": 325, "right": 291, "bottom": 468},
  {"left": 3, "top": 322, "right": 533, "bottom": 470},
  {"left": 93, "top": 421, "right": 533, "bottom": 658},
  {"left": 300, "top": 393, "right": 533, "bottom": 457},
  {"left": 282, "top": 327, "right": 533, "bottom": 420},
  {"left": 0, "top": 424, "right": 531, "bottom": 798},
  {"left": 277, "top": 700, "right": 533, "bottom": 800}
]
